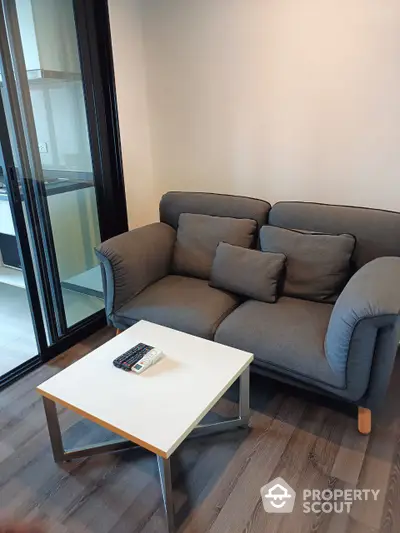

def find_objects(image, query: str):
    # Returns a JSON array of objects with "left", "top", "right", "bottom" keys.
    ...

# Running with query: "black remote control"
[{"left": 113, "top": 343, "right": 154, "bottom": 372}]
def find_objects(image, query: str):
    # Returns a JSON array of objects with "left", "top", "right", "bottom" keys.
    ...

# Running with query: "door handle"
[{"left": 6, "top": 165, "right": 22, "bottom": 205}]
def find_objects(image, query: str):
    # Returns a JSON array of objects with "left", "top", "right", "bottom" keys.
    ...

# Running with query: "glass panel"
[
  {"left": 13, "top": 0, "right": 104, "bottom": 327},
  {"left": 0, "top": 102, "right": 39, "bottom": 376},
  {"left": 0, "top": 192, "right": 39, "bottom": 374}
]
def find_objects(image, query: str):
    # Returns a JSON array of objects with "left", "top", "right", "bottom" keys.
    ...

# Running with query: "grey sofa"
[{"left": 96, "top": 192, "right": 400, "bottom": 434}]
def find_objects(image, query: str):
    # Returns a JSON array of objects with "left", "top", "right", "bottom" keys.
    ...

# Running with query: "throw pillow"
[
  {"left": 209, "top": 242, "right": 286, "bottom": 303},
  {"left": 172, "top": 213, "right": 257, "bottom": 279},
  {"left": 260, "top": 226, "right": 356, "bottom": 302}
]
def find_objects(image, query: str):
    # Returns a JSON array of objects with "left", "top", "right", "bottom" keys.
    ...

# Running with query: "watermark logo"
[
  {"left": 260, "top": 478, "right": 380, "bottom": 514},
  {"left": 260, "top": 477, "right": 296, "bottom": 514}
]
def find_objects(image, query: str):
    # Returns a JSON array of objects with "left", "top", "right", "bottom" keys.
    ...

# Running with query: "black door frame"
[
  {"left": 0, "top": 0, "right": 128, "bottom": 389},
  {"left": 73, "top": 0, "right": 129, "bottom": 241}
]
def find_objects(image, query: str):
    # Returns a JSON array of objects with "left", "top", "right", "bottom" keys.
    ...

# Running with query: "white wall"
[
  {"left": 48, "top": 188, "right": 100, "bottom": 280},
  {"left": 31, "top": 0, "right": 80, "bottom": 73},
  {"left": 109, "top": 0, "right": 400, "bottom": 228},
  {"left": 108, "top": 0, "right": 158, "bottom": 226},
  {"left": 17, "top": 0, "right": 80, "bottom": 73},
  {"left": 30, "top": 80, "right": 92, "bottom": 172},
  {"left": 15, "top": 0, "right": 40, "bottom": 70},
  {"left": 15, "top": 0, "right": 91, "bottom": 173}
]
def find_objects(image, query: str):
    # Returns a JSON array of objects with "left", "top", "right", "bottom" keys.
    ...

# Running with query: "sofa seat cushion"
[
  {"left": 215, "top": 297, "right": 344, "bottom": 389},
  {"left": 113, "top": 275, "right": 240, "bottom": 340}
]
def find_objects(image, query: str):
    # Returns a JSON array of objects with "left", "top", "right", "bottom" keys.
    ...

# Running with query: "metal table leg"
[
  {"left": 42, "top": 396, "right": 65, "bottom": 462},
  {"left": 157, "top": 455, "right": 175, "bottom": 533},
  {"left": 239, "top": 366, "right": 250, "bottom": 426},
  {"left": 42, "top": 396, "right": 139, "bottom": 463}
]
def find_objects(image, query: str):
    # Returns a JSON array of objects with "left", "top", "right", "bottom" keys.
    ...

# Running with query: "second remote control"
[{"left": 113, "top": 343, "right": 154, "bottom": 371}]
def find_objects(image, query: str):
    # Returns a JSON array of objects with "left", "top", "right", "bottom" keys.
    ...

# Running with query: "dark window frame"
[{"left": 73, "top": 0, "right": 129, "bottom": 241}]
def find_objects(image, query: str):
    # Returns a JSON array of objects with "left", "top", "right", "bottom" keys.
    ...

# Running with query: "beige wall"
[
  {"left": 109, "top": 0, "right": 157, "bottom": 226},
  {"left": 109, "top": 0, "right": 400, "bottom": 228}
]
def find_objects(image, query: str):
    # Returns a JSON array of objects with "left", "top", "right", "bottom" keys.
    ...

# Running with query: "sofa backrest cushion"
[
  {"left": 260, "top": 226, "right": 355, "bottom": 303},
  {"left": 269, "top": 201, "right": 400, "bottom": 270},
  {"left": 172, "top": 213, "right": 257, "bottom": 280},
  {"left": 160, "top": 191, "right": 271, "bottom": 230}
]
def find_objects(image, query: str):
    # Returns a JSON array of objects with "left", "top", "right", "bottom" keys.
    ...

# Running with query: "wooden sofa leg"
[
  {"left": 358, "top": 407, "right": 371, "bottom": 435},
  {"left": 116, "top": 328, "right": 121, "bottom": 336}
]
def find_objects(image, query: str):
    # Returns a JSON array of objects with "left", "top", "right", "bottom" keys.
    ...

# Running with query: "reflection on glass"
[
  {"left": 15, "top": 0, "right": 104, "bottom": 327},
  {"left": 0, "top": 99, "right": 39, "bottom": 375}
]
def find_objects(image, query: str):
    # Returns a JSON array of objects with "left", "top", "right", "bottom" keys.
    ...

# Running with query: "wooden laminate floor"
[{"left": 0, "top": 327, "right": 399, "bottom": 533}]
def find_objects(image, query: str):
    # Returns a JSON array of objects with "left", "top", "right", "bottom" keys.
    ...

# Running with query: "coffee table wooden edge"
[{"left": 36, "top": 388, "right": 168, "bottom": 458}]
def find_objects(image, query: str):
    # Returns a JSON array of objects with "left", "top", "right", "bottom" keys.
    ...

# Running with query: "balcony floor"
[{"left": 0, "top": 281, "right": 104, "bottom": 376}]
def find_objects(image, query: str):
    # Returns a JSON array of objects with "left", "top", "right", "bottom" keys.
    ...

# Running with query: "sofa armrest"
[
  {"left": 325, "top": 257, "right": 400, "bottom": 377},
  {"left": 95, "top": 222, "right": 176, "bottom": 320}
]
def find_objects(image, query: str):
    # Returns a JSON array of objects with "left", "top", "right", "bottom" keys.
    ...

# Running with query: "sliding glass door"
[
  {"left": 0, "top": 0, "right": 127, "bottom": 384},
  {"left": 0, "top": 96, "right": 44, "bottom": 376}
]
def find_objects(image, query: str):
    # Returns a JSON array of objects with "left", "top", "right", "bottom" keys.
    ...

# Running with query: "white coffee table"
[{"left": 36, "top": 320, "right": 253, "bottom": 533}]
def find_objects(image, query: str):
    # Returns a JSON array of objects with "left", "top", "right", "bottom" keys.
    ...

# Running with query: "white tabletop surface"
[{"left": 37, "top": 321, "right": 253, "bottom": 458}]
